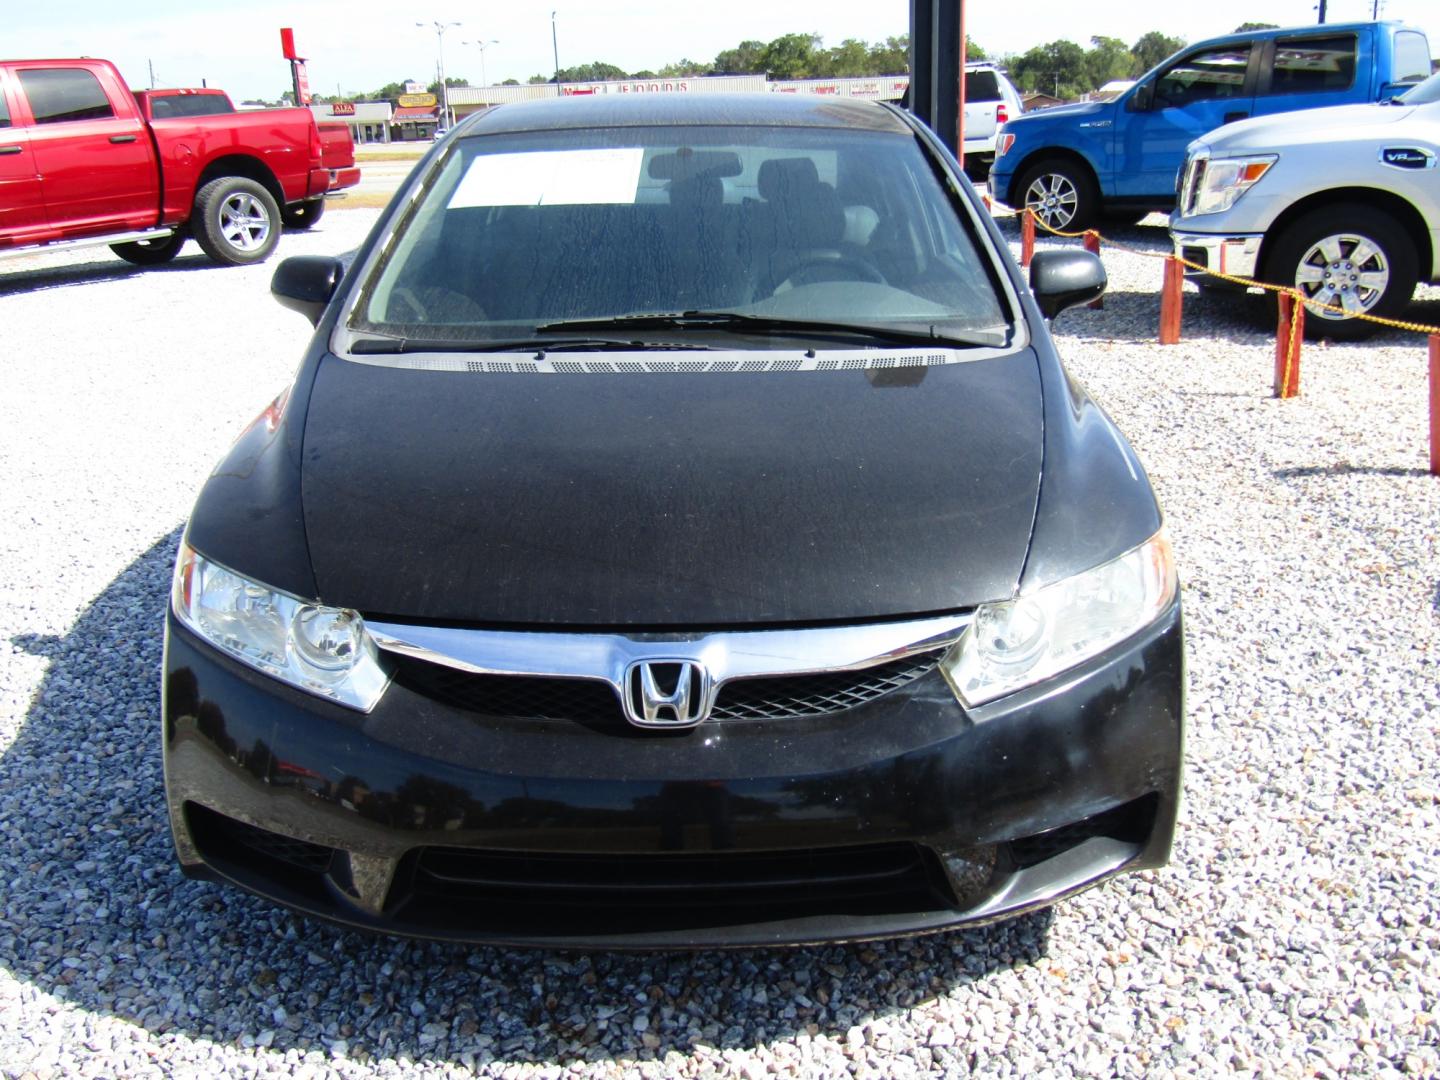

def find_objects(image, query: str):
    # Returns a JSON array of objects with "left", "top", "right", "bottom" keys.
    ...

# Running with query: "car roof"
[
  {"left": 454, "top": 93, "right": 914, "bottom": 138},
  {"left": 1195, "top": 19, "right": 1404, "bottom": 49}
]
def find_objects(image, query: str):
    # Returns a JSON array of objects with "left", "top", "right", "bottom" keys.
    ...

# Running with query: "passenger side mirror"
[
  {"left": 1030, "top": 250, "right": 1107, "bottom": 319},
  {"left": 271, "top": 255, "right": 345, "bottom": 326}
]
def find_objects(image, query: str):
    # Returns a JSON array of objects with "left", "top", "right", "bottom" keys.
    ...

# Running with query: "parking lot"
[{"left": 1, "top": 205, "right": 1437, "bottom": 1077}]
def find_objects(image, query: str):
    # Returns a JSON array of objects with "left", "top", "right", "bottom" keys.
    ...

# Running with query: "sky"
[{"left": 7, "top": 0, "right": 1433, "bottom": 103}]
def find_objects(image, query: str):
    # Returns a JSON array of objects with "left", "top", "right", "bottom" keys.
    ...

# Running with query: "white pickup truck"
[{"left": 1170, "top": 70, "right": 1440, "bottom": 339}]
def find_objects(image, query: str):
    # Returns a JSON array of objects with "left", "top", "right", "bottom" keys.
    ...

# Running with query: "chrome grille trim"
[{"left": 367, "top": 613, "right": 971, "bottom": 714}]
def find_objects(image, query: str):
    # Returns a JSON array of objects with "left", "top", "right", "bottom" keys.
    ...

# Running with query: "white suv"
[{"left": 962, "top": 63, "right": 1025, "bottom": 180}]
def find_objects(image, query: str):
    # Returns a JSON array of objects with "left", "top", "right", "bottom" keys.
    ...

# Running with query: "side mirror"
[
  {"left": 1128, "top": 83, "right": 1154, "bottom": 112},
  {"left": 271, "top": 255, "right": 344, "bottom": 326},
  {"left": 1030, "top": 250, "right": 1107, "bottom": 319}
]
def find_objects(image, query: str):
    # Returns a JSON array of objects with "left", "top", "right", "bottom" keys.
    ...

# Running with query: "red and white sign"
[{"left": 331, "top": 101, "right": 356, "bottom": 116}]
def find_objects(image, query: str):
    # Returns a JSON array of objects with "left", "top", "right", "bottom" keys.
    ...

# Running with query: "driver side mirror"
[
  {"left": 1128, "top": 82, "right": 1155, "bottom": 112},
  {"left": 271, "top": 255, "right": 345, "bottom": 326},
  {"left": 1030, "top": 250, "right": 1107, "bottom": 319}
]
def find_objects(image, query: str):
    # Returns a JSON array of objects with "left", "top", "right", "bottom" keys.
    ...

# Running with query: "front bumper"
[
  {"left": 163, "top": 603, "right": 1185, "bottom": 948},
  {"left": 1171, "top": 228, "right": 1264, "bottom": 288}
]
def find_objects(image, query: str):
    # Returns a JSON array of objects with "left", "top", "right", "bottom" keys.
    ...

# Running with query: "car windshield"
[
  {"left": 1398, "top": 72, "right": 1440, "bottom": 105},
  {"left": 349, "top": 123, "right": 1011, "bottom": 349}
]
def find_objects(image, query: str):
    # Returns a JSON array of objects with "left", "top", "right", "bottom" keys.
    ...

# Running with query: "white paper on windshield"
[{"left": 447, "top": 148, "right": 644, "bottom": 208}]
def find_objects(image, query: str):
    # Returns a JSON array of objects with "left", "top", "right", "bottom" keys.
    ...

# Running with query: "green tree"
[
  {"left": 1233, "top": 22, "right": 1279, "bottom": 32},
  {"left": 527, "top": 73, "right": 551, "bottom": 84},
  {"left": 815, "top": 38, "right": 871, "bottom": 77},
  {"left": 1085, "top": 36, "right": 1133, "bottom": 89},
  {"left": 868, "top": 34, "right": 909, "bottom": 74},
  {"left": 658, "top": 58, "right": 713, "bottom": 77},
  {"left": 501, "top": 78, "right": 520, "bottom": 86},
  {"left": 1131, "top": 31, "right": 1186, "bottom": 76},
  {"left": 965, "top": 36, "right": 987, "bottom": 61},
  {"left": 713, "top": 40, "right": 766, "bottom": 73},
  {"left": 426, "top": 76, "right": 470, "bottom": 96},
  {"left": 1010, "top": 39, "right": 1088, "bottom": 98},
  {"left": 759, "top": 32, "right": 822, "bottom": 78},
  {"left": 553, "top": 61, "right": 628, "bottom": 82}
]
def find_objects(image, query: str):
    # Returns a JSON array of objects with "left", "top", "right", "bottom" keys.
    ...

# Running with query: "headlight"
[
  {"left": 941, "top": 531, "right": 1178, "bottom": 708},
  {"left": 1186, "top": 155, "right": 1275, "bottom": 216},
  {"left": 171, "top": 542, "right": 390, "bottom": 711}
]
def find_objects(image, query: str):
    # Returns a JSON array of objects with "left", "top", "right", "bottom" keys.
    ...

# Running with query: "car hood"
[
  {"left": 300, "top": 350, "right": 1045, "bottom": 627},
  {"left": 1190, "top": 101, "right": 1421, "bottom": 156},
  {"left": 1009, "top": 100, "right": 1111, "bottom": 128}
]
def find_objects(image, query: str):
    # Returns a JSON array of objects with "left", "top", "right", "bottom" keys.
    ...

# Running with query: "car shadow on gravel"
[
  {"left": 2, "top": 529, "right": 1053, "bottom": 1070},
  {"left": 0, "top": 252, "right": 224, "bottom": 298}
]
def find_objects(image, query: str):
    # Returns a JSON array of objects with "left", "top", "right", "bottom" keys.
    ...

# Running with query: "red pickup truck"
[{"left": 0, "top": 59, "right": 360, "bottom": 267}]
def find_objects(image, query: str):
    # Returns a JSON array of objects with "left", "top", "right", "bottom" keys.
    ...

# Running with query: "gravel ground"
[{"left": 1, "top": 207, "right": 1438, "bottom": 1079}]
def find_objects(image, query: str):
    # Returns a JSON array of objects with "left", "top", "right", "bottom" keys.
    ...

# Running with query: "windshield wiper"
[
  {"left": 350, "top": 335, "right": 716, "bottom": 355},
  {"left": 534, "top": 310, "right": 1008, "bottom": 349}
]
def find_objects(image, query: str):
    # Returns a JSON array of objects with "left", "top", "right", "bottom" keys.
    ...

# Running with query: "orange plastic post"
[
  {"left": 1158, "top": 257, "right": 1183, "bottom": 344},
  {"left": 1430, "top": 335, "right": 1440, "bottom": 476},
  {"left": 1274, "top": 293, "right": 1304, "bottom": 398},
  {"left": 1020, "top": 209, "right": 1035, "bottom": 268},
  {"left": 1084, "top": 231, "right": 1103, "bottom": 310}
]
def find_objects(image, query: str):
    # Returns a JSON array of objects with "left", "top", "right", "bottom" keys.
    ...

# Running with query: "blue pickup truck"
[{"left": 988, "top": 21, "right": 1432, "bottom": 231}]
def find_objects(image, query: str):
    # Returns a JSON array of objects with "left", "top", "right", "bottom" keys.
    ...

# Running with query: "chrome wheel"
[
  {"left": 1024, "top": 172, "right": 1079, "bottom": 230},
  {"left": 218, "top": 192, "right": 272, "bottom": 253},
  {"left": 1293, "top": 233, "right": 1389, "bottom": 320}
]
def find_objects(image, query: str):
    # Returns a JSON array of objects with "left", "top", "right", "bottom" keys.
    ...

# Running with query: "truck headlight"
[
  {"left": 1188, "top": 155, "right": 1275, "bottom": 216},
  {"left": 941, "top": 531, "right": 1178, "bottom": 707},
  {"left": 171, "top": 542, "right": 390, "bottom": 711}
]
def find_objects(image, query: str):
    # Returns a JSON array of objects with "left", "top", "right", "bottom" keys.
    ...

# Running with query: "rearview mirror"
[
  {"left": 1030, "top": 250, "right": 1107, "bottom": 319},
  {"left": 271, "top": 255, "right": 344, "bottom": 326}
]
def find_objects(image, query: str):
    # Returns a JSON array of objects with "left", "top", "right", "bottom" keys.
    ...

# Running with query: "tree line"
[{"left": 286, "top": 23, "right": 1282, "bottom": 108}]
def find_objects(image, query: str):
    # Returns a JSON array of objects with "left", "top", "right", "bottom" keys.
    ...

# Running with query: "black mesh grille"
[
  {"left": 391, "top": 650, "right": 942, "bottom": 724},
  {"left": 402, "top": 842, "right": 955, "bottom": 933},
  {"left": 392, "top": 660, "right": 623, "bottom": 723},
  {"left": 710, "top": 652, "right": 942, "bottom": 720},
  {"left": 187, "top": 804, "right": 336, "bottom": 874}
]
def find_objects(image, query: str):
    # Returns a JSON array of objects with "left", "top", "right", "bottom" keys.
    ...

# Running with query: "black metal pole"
[{"left": 1318, "top": 0, "right": 1328, "bottom": 23}]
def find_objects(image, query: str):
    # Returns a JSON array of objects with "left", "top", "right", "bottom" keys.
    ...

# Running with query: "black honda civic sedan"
[{"left": 163, "top": 94, "right": 1184, "bottom": 948}]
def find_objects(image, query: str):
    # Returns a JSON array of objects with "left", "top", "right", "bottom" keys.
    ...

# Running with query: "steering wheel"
[{"left": 777, "top": 252, "right": 885, "bottom": 289}]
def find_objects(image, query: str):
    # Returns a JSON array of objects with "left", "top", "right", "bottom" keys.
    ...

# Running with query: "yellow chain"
[{"left": 1019, "top": 207, "right": 1440, "bottom": 337}]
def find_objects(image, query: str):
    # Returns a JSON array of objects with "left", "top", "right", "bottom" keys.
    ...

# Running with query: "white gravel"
[{"left": 1, "top": 207, "right": 1438, "bottom": 1079}]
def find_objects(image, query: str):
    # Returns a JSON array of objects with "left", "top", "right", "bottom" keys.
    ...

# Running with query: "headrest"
[{"left": 757, "top": 157, "right": 821, "bottom": 202}]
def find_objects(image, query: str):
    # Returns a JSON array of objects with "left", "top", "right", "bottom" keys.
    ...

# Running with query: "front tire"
[
  {"left": 110, "top": 231, "right": 186, "bottom": 266},
  {"left": 1016, "top": 157, "right": 1099, "bottom": 233},
  {"left": 192, "top": 177, "right": 281, "bottom": 266},
  {"left": 280, "top": 197, "right": 326, "bottom": 230},
  {"left": 1264, "top": 203, "right": 1417, "bottom": 341}
]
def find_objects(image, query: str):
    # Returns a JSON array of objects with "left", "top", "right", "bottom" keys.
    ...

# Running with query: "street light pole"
[
  {"left": 418, "top": 19, "right": 461, "bottom": 128},
  {"left": 551, "top": 10, "right": 561, "bottom": 88},
  {"left": 463, "top": 39, "right": 499, "bottom": 87}
]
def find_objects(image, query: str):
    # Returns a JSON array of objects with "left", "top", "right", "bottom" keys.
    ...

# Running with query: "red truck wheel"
[
  {"left": 192, "top": 177, "right": 281, "bottom": 266},
  {"left": 281, "top": 198, "right": 326, "bottom": 230}
]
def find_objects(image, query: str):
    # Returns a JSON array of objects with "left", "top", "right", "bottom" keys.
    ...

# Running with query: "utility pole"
[
  {"left": 551, "top": 11, "right": 561, "bottom": 89},
  {"left": 148, "top": 59, "right": 156, "bottom": 89},
  {"left": 1317, "top": 0, "right": 1328, "bottom": 23}
]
